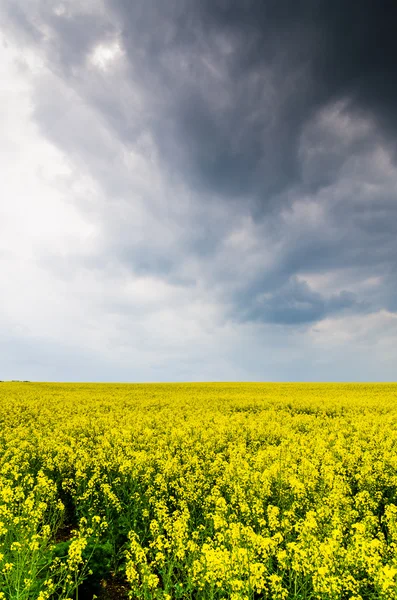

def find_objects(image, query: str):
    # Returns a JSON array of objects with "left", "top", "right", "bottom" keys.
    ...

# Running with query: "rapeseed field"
[{"left": 0, "top": 382, "right": 396, "bottom": 600}]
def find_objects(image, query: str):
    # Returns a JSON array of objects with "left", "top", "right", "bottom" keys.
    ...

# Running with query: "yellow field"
[{"left": 0, "top": 382, "right": 397, "bottom": 600}]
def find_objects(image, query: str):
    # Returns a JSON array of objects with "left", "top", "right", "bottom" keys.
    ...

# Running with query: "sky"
[{"left": 1, "top": 0, "right": 397, "bottom": 382}]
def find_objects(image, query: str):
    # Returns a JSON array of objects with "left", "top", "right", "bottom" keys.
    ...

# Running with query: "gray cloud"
[{"left": 237, "top": 278, "right": 365, "bottom": 326}]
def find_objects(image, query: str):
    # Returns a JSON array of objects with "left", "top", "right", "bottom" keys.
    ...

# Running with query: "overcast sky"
[{"left": 1, "top": 0, "right": 397, "bottom": 382}]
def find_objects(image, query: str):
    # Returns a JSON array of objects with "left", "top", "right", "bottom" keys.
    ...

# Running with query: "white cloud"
[{"left": 89, "top": 39, "right": 123, "bottom": 71}]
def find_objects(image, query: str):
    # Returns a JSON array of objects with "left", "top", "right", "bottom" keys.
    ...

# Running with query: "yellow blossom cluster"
[{"left": 0, "top": 381, "right": 397, "bottom": 599}]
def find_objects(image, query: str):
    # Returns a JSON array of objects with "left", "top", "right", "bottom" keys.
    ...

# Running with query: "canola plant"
[{"left": 0, "top": 382, "right": 397, "bottom": 600}]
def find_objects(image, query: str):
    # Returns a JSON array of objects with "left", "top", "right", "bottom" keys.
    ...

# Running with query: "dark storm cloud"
[
  {"left": 197, "top": 0, "right": 397, "bottom": 138},
  {"left": 108, "top": 0, "right": 397, "bottom": 206},
  {"left": 105, "top": 0, "right": 306, "bottom": 206},
  {"left": 238, "top": 278, "right": 364, "bottom": 326}
]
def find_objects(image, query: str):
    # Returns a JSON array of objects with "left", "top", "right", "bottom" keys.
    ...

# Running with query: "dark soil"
[
  {"left": 97, "top": 577, "right": 129, "bottom": 599},
  {"left": 78, "top": 577, "right": 129, "bottom": 600}
]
